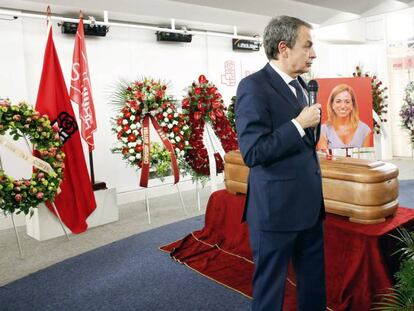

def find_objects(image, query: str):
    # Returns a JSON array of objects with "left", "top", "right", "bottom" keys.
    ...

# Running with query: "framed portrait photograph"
[{"left": 316, "top": 77, "right": 374, "bottom": 150}]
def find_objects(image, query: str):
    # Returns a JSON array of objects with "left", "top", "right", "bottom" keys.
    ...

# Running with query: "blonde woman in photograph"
[{"left": 318, "top": 84, "right": 371, "bottom": 149}]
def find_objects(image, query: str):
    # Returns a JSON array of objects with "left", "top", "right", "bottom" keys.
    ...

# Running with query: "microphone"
[
  {"left": 307, "top": 80, "right": 320, "bottom": 144},
  {"left": 307, "top": 79, "right": 318, "bottom": 106}
]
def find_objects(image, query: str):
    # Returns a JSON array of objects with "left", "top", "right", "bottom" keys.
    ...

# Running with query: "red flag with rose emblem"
[
  {"left": 35, "top": 26, "right": 96, "bottom": 233},
  {"left": 70, "top": 18, "right": 97, "bottom": 151}
]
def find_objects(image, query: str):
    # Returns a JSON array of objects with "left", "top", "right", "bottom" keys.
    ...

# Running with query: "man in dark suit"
[{"left": 235, "top": 16, "right": 326, "bottom": 310}]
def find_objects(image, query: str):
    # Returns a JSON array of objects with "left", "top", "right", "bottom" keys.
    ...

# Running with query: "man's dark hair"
[{"left": 263, "top": 15, "right": 312, "bottom": 60}]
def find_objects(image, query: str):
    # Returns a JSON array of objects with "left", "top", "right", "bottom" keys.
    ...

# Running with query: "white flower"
[
  {"left": 116, "top": 126, "right": 122, "bottom": 132},
  {"left": 130, "top": 124, "right": 137, "bottom": 130},
  {"left": 169, "top": 132, "right": 175, "bottom": 138},
  {"left": 122, "top": 137, "right": 128, "bottom": 143},
  {"left": 137, "top": 139, "right": 142, "bottom": 145},
  {"left": 130, "top": 115, "right": 136, "bottom": 121},
  {"left": 168, "top": 124, "right": 173, "bottom": 129},
  {"left": 129, "top": 148, "right": 135, "bottom": 154},
  {"left": 174, "top": 113, "right": 178, "bottom": 118},
  {"left": 128, "top": 142, "right": 137, "bottom": 148},
  {"left": 136, "top": 153, "right": 141, "bottom": 159},
  {"left": 185, "top": 141, "right": 189, "bottom": 145},
  {"left": 167, "top": 108, "right": 172, "bottom": 113},
  {"left": 173, "top": 120, "right": 178, "bottom": 125},
  {"left": 183, "top": 125, "right": 189, "bottom": 130},
  {"left": 128, "top": 156, "right": 135, "bottom": 161},
  {"left": 122, "top": 119, "right": 128, "bottom": 125},
  {"left": 180, "top": 150, "right": 185, "bottom": 156},
  {"left": 133, "top": 130, "right": 139, "bottom": 135},
  {"left": 161, "top": 122, "right": 166, "bottom": 127},
  {"left": 163, "top": 112, "right": 167, "bottom": 117},
  {"left": 175, "top": 136, "right": 181, "bottom": 142},
  {"left": 126, "top": 129, "right": 131, "bottom": 134},
  {"left": 164, "top": 118, "right": 169, "bottom": 122},
  {"left": 180, "top": 131, "right": 184, "bottom": 135},
  {"left": 136, "top": 123, "right": 141, "bottom": 129}
]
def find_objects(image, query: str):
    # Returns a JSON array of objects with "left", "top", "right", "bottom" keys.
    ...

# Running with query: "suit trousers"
[{"left": 248, "top": 219, "right": 326, "bottom": 311}]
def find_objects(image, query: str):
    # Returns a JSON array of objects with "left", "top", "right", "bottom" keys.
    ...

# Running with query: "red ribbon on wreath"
[{"left": 140, "top": 114, "right": 180, "bottom": 187}]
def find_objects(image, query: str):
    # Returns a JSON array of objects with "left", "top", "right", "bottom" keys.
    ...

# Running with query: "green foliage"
[
  {"left": 149, "top": 142, "right": 172, "bottom": 181},
  {"left": 372, "top": 228, "right": 414, "bottom": 310},
  {"left": 227, "top": 96, "right": 236, "bottom": 133}
]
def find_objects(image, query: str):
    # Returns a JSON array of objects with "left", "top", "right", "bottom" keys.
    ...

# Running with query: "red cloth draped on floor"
[{"left": 160, "top": 189, "right": 414, "bottom": 311}]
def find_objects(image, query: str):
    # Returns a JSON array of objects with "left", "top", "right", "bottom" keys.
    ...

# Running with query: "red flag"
[
  {"left": 70, "top": 18, "right": 97, "bottom": 151},
  {"left": 35, "top": 27, "right": 96, "bottom": 233}
]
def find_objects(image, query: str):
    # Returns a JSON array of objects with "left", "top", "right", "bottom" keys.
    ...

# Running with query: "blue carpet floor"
[
  {"left": 399, "top": 179, "right": 414, "bottom": 208},
  {"left": 0, "top": 215, "right": 251, "bottom": 311},
  {"left": 0, "top": 181, "right": 413, "bottom": 311}
]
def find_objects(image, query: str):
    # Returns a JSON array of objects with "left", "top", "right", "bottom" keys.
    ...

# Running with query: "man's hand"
[{"left": 295, "top": 103, "right": 321, "bottom": 129}]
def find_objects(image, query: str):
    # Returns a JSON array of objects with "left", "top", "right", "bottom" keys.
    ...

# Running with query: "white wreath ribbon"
[
  {"left": 203, "top": 123, "right": 225, "bottom": 192},
  {"left": 0, "top": 135, "right": 57, "bottom": 177}
]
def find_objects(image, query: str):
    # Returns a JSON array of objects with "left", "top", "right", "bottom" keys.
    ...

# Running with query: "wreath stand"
[
  {"left": 138, "top": 172, "right": 188, "bottom": 225},
  {"left": 1, "top": 152, "right": 23, "bottom": 258}
]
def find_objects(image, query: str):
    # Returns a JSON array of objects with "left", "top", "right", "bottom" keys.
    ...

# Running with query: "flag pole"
[{"left": 89, "top": 149, "right": 95, "bottom": 185}]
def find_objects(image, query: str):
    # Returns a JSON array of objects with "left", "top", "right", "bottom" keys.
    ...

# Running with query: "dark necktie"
[
  {"left": 289, "top": 79, "right": 307, "bottom": 108},
  {"left": 290, "top": 79, "right": 315, "bottom": 142}
]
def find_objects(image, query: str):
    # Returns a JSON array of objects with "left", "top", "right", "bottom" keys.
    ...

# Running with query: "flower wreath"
[
  {"left": 353, "top": 66, "right": 388, "bottom": 134},
  {"left": 0, "top": 100, "right": 64, "bottom": 215},
  {"left": 400, "top": 81, "right": 414, "bottom": 147},
  {"left": 111, "top": 78, "right": 191, "bottom": 187},
  {"left": 182, "top": 75, "right": 238, "bottom": 176}
]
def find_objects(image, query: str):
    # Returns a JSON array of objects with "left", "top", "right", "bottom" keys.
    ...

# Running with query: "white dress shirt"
[{"left": 268, "top": 62, "right": 306, "bottom": 138}]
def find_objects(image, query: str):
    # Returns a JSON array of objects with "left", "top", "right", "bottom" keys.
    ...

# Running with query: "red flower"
[
  {"left": 198, "top": 75, "right": 208, "bottom": 84},
  {"left": 209, "top": 111, "right": 216, "bottom": 122},
  {"left": 194, "top": 111, "right": 201, "bottom": 120},
  {"left": 194, "top": 87, "right": 202, "bottom": 95},
  {"left": 182, "top": 98, "right": 190, "bottom": 109},
  {"left": 127, "top": 134, "right": 136, "bottom": 142},
  {"left": 212, "top": 101, "right": 221, "bottom": 109}
]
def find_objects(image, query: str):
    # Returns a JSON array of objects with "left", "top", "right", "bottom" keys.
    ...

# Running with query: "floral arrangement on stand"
[
  {"left": 400, "top": 81, "right": 414, "bottom": 148},
  {"left": 0, "top": 100, "right": 64, "bottom": 215},
  {"left": 353, "top": 66, "right": 388, "bottom": 134},
  {"left": 111, "top": 78, "right": 191, "bottom": 186},
  {"left": 227, "top": 96, "right": 237, "bottom": 133},
  {"left": 181, "top": 75, "right": 238, "bottom": 179}
]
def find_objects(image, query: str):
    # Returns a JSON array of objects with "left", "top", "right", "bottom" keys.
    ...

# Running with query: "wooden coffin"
[{"left": 224, "top": 150, "right": 399, "bottom": 224}]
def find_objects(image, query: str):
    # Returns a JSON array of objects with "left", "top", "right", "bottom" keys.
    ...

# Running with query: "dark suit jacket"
[{"left": 235, "top": 63, "right": 324, "bottom": 232}]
